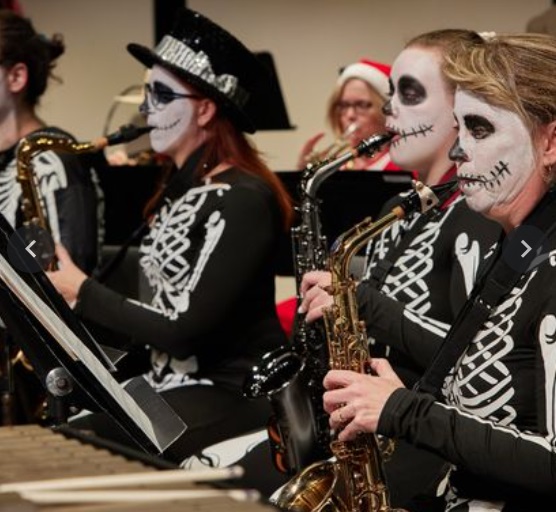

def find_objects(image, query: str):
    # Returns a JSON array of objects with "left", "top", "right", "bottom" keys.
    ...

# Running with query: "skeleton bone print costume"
[
  {"left": 377, "top": 189, "right": 556, "bottom": 511},
  {"left": 0, "top": 127, "right": 103, "bottom": 273},
  {"left": 135, "top": 167, "right": 285, "bottom": 392},
  {"left": 77, "top": 149, "right": 286, "bottom": 391},
  {"left": 358, "top": 171, "right": 501, "bottom": 388},
  {"left": 74, "top": 146, "right": 287, "bottom": 456}
]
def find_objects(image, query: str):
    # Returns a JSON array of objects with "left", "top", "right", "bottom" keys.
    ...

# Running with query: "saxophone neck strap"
[
  {"left": 92, "top": 221, "right": 149, "bottom": 282},
  {"left": 93, "top": 146, "right": 213, "bottom": 283},
  {"left": 416, "top": 188, "right": 556, "bottom": 397}
]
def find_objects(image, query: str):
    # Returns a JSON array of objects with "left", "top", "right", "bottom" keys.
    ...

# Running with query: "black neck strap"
[
  {"left": 416, "top": 188, "right": 556, "bottom": 397},
  {"left": 93, "top": 144, "right": 213, "bottom": 283}
]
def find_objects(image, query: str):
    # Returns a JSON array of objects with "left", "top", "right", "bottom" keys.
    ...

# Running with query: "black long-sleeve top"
[
  {"left": 76, "top": 153, "right": 287, "bottom": 392},
  {"left": 378, "top": 190, "right": 556, "bottom": 510},
  {"left": 357, "top": 178, "right": 501, "bottom": 386}
]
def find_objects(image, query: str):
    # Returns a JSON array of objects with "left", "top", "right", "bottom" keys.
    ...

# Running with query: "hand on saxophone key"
[
  {"left": 297, "top": 270, "right": 333, "bottom": 322},
  {"left": 322, "top": 361, "right": 405, "bottom": 442}
]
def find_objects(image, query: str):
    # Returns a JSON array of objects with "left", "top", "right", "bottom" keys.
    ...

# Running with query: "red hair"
[
  {"left": 198, "top": 115, "right": 294, "bottom": 231},
  {"left": 144, "top": 115, "right": 294, "bottom": 232}
]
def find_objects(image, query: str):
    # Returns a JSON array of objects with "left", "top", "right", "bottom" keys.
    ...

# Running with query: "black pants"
[{"left": 70, "top": 384, "right": 273, "bottom": 465}]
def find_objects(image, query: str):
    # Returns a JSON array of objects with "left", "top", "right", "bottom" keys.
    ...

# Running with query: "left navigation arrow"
[
  {"left": 7, "top": 225, "right": 55, "bottom": 273},
  {"left": 25, "top": 240, "right": 36, "bottom": 257}
]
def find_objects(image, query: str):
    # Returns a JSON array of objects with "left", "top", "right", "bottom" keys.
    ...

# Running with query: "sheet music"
[{"left": 0, "top": 253, "right": 171, "bottom": 451}]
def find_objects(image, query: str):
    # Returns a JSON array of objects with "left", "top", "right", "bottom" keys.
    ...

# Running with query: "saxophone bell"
[{"left": 244, "top": 344, "right": 331, "bottom": 475}]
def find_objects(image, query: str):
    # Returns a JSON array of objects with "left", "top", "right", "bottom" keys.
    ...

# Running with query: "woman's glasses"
[
  {"left": 334, "top": 100, "right": 373, "bottom": 115},
  {"left": 144, "top": 82, "right": 201, "bottom": 108}
]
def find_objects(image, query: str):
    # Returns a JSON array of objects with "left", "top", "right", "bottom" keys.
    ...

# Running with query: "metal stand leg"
[
  {"left": 44, "top": 367, "right": 74, "bottom": 426},
  {"left": 0, "top": 336, "right": 15, "bottom": 426}
]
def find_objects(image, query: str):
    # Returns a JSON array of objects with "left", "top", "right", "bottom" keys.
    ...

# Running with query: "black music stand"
[
  {"left": 275, "top": 169, "right": 415, "bottom": 275},
  {"left": 249, "top": 52, "right": 295, "bottom": 131},
  {"left": 0, "top": 213, "right": 186, "bottom": 459}
]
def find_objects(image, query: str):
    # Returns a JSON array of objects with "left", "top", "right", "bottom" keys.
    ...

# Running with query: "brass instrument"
[
  {"left": 306, "top": 123, "right": 358, "bottom": 168},
  {"left": 274, "top": 179, "right": 459, "bottom": 512},
  {"left": 244, "top": 134, "right": 393, "bottom": 475},
  {"left": 16, "top": 123, "right": 152, "bottom": 271},
  {"left": 3, "top": 124, "right": 152, "bottom": 422}
]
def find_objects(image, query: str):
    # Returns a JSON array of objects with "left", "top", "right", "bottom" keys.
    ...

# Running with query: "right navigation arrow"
[{"left": 520, "top": 240, "right": 531, "bottom": 258}]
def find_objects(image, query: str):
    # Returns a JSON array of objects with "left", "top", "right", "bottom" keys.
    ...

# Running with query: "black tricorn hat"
[{"left": 127, "top": 8, "right": 266, "bottom": 133}]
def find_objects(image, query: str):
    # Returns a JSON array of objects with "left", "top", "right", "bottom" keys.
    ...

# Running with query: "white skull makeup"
[
  {"left": 143, "top": 65, "right": 198, "bottom": 156},
  {"left": 451, "top": 89, "right": 536, "bottom": 215},
  {"left": 385, "top": 47, "right": 455, "bottom": 172}
]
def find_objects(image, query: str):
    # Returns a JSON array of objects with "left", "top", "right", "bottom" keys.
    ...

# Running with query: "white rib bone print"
[
  {"left": 443, "top": 272, "right": 537, "bottom": 425},
  {"left": 138, "top": 181, "right": 230, "bottom": 391},
  {"left": 140, "top": 182, "right": 229, "bottom": 321},
  {"left": 375, "top": 208, "right": 454, "bottom": 314}
]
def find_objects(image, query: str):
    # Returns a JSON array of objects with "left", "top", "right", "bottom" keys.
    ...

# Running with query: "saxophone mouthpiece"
[
  {"left": 399, "top": 179, "right": 459, "bottom": 217},
  {"left": 94, "top": 124, "right": 153, "bottom": 149},
  {"left": 105, "top": 124, "right": 153, "bottom": 146},
  {"left": 430, "top": 179, "right": 459, "bottom": 204},
  {"left": 355, "top": 132, "right": 394, "bottom": 157}
]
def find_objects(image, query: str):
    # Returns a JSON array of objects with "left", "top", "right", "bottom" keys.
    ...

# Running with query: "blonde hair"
[{"left": 443, "top": 32, "right": 556, "bottom": 134}]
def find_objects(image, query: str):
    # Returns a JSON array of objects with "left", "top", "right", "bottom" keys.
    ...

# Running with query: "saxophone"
[
  {"left": 9, "top": 124, "right": 151, "bottom": 368},
  {"left": 274, "top": 179, "right": 459, "bottom": 512},
  {"left": 16, "top": 123, "right": 152, "bottom": 269},
  {"left": 244, "top": 133, "right": 393, "bottom": 475}
]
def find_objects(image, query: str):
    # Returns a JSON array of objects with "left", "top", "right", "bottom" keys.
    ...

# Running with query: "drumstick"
[
  {"left": 20, "top": 488, "right": 260, "bottom": 504},
  {"left": 0, "top": 466, "right": 244, "bottom": 492}
]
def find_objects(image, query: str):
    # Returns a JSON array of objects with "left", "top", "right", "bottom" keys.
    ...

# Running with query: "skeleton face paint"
[
  {"left": 451, "top": 89, "right": 536, "bottom": 214},
  {"left": 143, "top": 65, "right": 199, "bottom": 156},
  {"left": 385, "top": 47, "right": 455, "bottom": 172}
]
